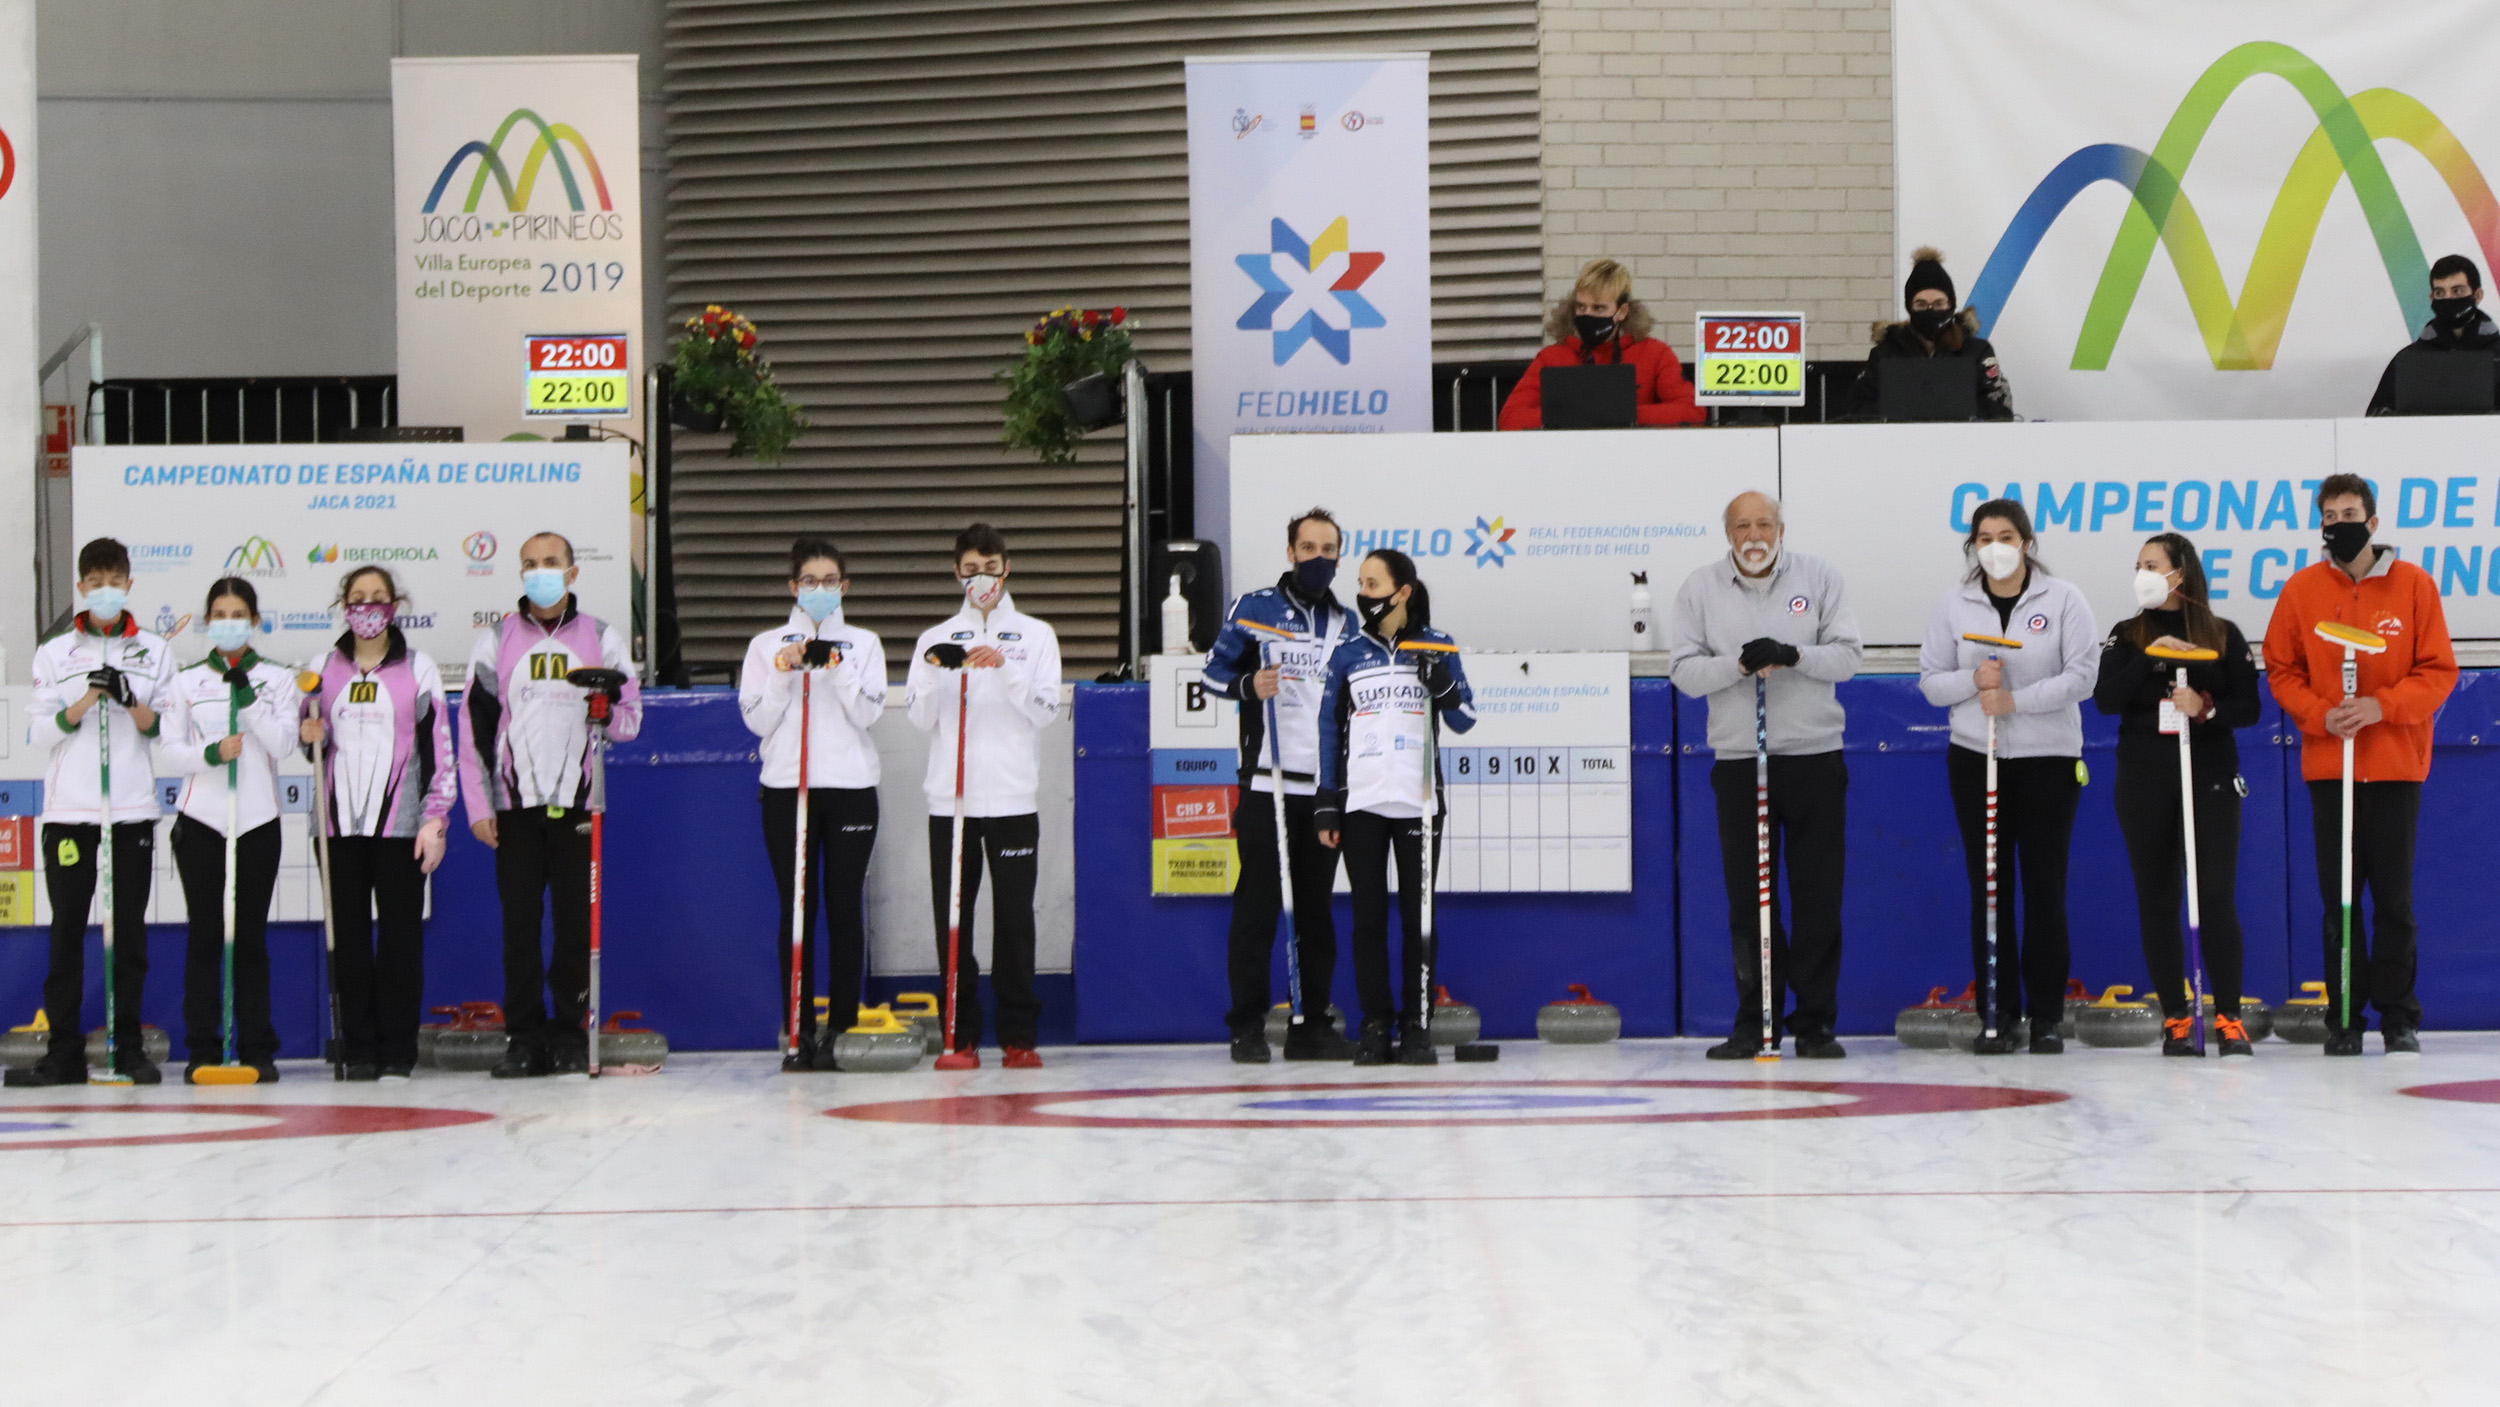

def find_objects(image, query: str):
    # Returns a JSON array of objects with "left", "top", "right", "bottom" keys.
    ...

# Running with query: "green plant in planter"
[
  {"left": 671, "top": 304, "right": 807, "bottom": 462},
  {"left": 998, "top": 305, "right": 1132, "bottom": 465}
]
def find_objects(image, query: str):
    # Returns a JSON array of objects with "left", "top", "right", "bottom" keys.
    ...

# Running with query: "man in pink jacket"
[{"left": 457, "top": 532, "right": 641, "bottom": 1078}]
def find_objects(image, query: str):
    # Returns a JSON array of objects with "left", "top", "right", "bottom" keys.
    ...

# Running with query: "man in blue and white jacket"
[{"left": 1201, "top": 508, "right": 1360, "bottom": 1063}]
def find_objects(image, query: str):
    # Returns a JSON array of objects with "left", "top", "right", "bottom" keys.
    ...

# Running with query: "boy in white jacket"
[
  {"left": 738, "top": 535, "right": 887, "bottom": 1070},
  {"left": 904, "top": 523, "right": 1061, "bottom": 1068},
  {"left": 8, "top": 539, "right": 175, "bottom": 1086}
]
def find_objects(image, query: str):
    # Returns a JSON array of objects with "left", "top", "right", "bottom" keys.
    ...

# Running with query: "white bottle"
[
  {"left": 1628, "top": 571, "right": 1654, "bottom": 652},
  {"left": 1162, "top": 571, "right": 1193, "bottom": 655}
]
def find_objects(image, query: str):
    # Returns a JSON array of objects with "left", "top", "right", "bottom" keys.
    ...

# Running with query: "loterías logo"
[
  {"left": 1235, "top": 216, "right": 1386, "bottom": 365},
  {"left": 1968, "top": 42, "right": 2500, "bottom": 371}
]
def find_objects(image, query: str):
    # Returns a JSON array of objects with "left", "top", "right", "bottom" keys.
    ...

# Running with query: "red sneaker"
[
  {"left": 933, "top": 1048, "right": 981, "bottom": 1070},
  {"left": 1001, "top": 1045, "right": 1044, "bottom": 1069}
]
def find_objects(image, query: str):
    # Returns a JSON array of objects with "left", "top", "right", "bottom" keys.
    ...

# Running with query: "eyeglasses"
[{"left": 795, "top": 575, "right": 842, "bottom": 590}]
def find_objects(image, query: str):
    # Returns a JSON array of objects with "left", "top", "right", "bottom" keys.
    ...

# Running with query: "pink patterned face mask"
[{"left": 344, "top": 602, "right": 394, "bottom": 639}]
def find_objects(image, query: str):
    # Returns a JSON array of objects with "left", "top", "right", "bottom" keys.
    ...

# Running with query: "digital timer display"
[
  {"left": 1693, "top": 312, "right": 1806, "bottom": 407},
  {"left": 523, "top": 333, "right": 632, "bottom": 417}
]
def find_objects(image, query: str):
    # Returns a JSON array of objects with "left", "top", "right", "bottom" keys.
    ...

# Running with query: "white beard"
[{"left": 1734, "top": 542, "right": 1779, "bottom": 575}]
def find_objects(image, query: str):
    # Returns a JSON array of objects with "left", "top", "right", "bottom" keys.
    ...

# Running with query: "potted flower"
[
  {"left": 670, "top": 304, "right": 807, "bottom": 462},
  {"left": 997, "top": 304, "right": 1133, "bottom": 465}
]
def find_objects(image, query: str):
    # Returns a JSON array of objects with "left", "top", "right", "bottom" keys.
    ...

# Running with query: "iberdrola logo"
[
  {"left": 1236, "top": 216, "right": 1385, "bottom": 365},
  {"left": 423, "top": 108, "right": 613, "bottom": 215},
  {"left": 1971, "top": 42, "right": 2499, "bottom": 370}
]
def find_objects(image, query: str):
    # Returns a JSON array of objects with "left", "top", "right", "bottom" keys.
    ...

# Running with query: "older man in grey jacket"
[{"left": 1668, "top": 491, "right": 1863, "bottom": 1059}]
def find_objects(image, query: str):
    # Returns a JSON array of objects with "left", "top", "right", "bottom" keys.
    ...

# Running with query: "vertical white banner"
[
  {"left": 1896, "top": 0, "right": 2500, "bottom": 422},
  {"left": 1187, "top": 55, "right": 1432, "bottom": 577},
  {"left": 391, "top": 56, "right": 643, "bottom": 441},
  {"left": 0, "top": 1, "right": 33, "bottom": 682}
]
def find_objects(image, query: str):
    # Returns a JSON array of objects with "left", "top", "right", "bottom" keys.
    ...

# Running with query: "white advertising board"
[
  {"left": 392, "top": 56, "right": 643, "bottom": 441},
  {"left": 0, "top": 2, "right": 33, "bottom": 682},
  {"left": 1438, "top": 651, "right": 1630, "bottom": 893},
  {"left": 1186, "top": 54, "right": 1433, "bottom": 563},
  {"left": 1896, "top": 0, "right": 2500, "bottom": 422},
  {"left": 70, "top": 443, "right": 635, "bottom": 682},
  {"left": 1229, "top": 429, "right": 1778, "bottom": 654}
]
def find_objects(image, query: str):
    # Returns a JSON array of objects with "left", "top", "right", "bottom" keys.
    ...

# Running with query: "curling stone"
[
  {"left": 828, "top": 1005, "right": 924, "bottom": 1072},
  {"left": 894, "top": 991, "right": 945, "bottom": 1055},
  {"left": 2072, "top": 985, "right": 2162, "bottom": 1048},
  {"left": 1894, "top": 986, "right": 1969, "bottom": 1050},
  {"left": 1942, "top": 1010, "right": 2029, "bottom": 1052},
  {"left": 2273, "top": 982, "right": 2332, "bottom": 1045},
  {"left": 83, "top": 1024, "right": 172, "bottom": 1068},
  {"left": 3, "top": 1010, "right": 54, "bottom": 1070},
  {"left": 2059, "top": 978, "right": 2096, "bottom": 1039},
  {"left": 1264, "top": 1002, "right": 1348, "bottom": 1046},
  {"left": 419, "top": 1002, "right": 502, "bottom": 1068},
  {"left": 431, "top": 1002, "right": 509, "bottom": 1072},
  {"left": 1536, "top": 984, "right": 1621, "bottom": 1044},
  {"left": 596, "top": 1011, "right": 669, "bottom": 1069},
  {"left": 1430, "top": 986, "right": 1482, "bottom": 1047}
]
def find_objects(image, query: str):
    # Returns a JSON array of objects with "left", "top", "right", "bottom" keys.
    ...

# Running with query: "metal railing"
[{"left": 94, "top": 376, "right": 401, "bottom": 445}]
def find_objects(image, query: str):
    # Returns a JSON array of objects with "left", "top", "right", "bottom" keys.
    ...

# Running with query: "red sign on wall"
[
  {"left": 0, "top": 816, "right": 31, "bottom": 870},
  {"left": 1154, "top": 785, "right": 1237, "bottom": 840}
]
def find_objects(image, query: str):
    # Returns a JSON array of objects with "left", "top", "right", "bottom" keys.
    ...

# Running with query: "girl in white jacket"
[
  {"left": 738, "top": 535, "right": 887, "bottom": 1071},
  {"left": 160, "top": 577, "right": 301, "bottom": 1082}
]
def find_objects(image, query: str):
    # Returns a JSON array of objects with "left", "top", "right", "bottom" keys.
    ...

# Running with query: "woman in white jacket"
[
  {"left": 160, "top": 577, "right": 300, "bottom": 1082},
  {"left": 1917, "top": 499, "right": 2097, "bottom": 1055},
  {"left": 739, "top": 535, "right": 887, "bottom": 1071}
]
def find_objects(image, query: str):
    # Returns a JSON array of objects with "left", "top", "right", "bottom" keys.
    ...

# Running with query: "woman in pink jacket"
[{"left": 299, "top": 565, "right": 455, "bottom": 1080}]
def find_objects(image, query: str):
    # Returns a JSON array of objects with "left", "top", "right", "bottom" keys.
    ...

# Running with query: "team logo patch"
[
  {"left": 950, "top": 631, "right": 974, "bottom": 641},
  {"left": 2027, "top": 613, "right": 2049, "bottom": 633},
  {"left": 1788, "top": 595, "right": 1810, "bottom": 615},
  {"left": 997, "top": 631, "right": 1022, "bottom": 641}
]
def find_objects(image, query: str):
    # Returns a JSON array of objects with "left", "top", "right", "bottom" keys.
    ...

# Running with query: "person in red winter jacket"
[{"left": 1498, "top": 258, "right": 1704, "bottom": 430}]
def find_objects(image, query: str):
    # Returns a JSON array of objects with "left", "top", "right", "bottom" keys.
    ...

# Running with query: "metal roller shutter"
[{"left": 662, "top": 0, "right": 1541, "bottom": 673}]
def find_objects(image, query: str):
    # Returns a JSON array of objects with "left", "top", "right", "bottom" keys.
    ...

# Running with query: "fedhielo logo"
[
  {"left": 1464, "top": 516, "right": 1518, "bottom": 569},
  {"left": 1236, "top": 216, "right": 1386, "bottom": 365},
  {"left": 224, "top": 536, "right": 287, "bottom": 578},
  {"left": 1970, "top": 42, "right": 2499, "bottom": 370},
  {"left": 423, "top": 109, "right": 613, "bottom": 215}
]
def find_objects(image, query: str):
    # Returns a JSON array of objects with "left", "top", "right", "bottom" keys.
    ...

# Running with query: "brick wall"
[{"left": 1538, "top": 0, "right": 1894, "bottom": 362}]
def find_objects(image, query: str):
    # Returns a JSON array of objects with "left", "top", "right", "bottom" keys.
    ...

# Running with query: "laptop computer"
[
  {"left": 1878, "top": 358, "right": 1981, "bottom": 422},
  {"left": 1541, "top": 363, "right": 1638, "bottom": 429},
  {"left": 2391, "top": 353, "right": 2498, "bottom": 416}
]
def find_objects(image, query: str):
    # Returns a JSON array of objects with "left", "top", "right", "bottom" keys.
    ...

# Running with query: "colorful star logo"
[
  {"left": 1464, "top": 515, "right": 1518, "bottom": 568},
  {"left": 1235, "top": 216, "right": 1386, "bottom": 365}
]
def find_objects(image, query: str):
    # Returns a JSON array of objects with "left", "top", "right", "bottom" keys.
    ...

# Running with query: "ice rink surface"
[{"left": 5, "top": 1037, "right": 2499, "bottom": 1405}]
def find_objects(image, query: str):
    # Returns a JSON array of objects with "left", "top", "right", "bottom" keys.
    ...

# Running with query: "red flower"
[
  {"left": 1081, "top": 309, "right": 1099, "bottom": 325},
  {"left": 736, "top": 329, "right": 757, "bottom": 350},
  {"left": 1109, "top": 306, "right": 1126, "bottom": 324}
]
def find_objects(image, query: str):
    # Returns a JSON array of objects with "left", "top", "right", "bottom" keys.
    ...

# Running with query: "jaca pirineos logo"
[
  {"left": 224, "top": 536, "right": 287, "bottom": 579},
  {"left": 414, "top": 107, "right": 626, "bottom": 247}
]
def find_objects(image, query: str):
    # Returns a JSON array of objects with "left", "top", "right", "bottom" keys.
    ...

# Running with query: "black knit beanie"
[{"left": 1904, "top": 246, "right": 1954, "bottom": 310}]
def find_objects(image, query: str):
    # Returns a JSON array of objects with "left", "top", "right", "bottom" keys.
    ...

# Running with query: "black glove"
[
  {"left": 223, "top": 665, "right": 254, "bottom": 693},
  {"left": 1414, "top": 652, "right": 1459, "bottom": 700},
  {"left": 923, "top": 642, "right": 968, "bottom": 670},
  {"left": 87, "top": 666, "right": 134, "bottom": 707},
  {"left": 563, "top": 667, "right": 628, "bottom": 702},
  {"left": 1739, "top": 637, "right": 1801, "bottom": 674},
  {"left": 801, "top": 639, "right": 837, "bottom": 669}
]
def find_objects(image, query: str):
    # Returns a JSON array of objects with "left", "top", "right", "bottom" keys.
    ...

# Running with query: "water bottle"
[
  {"left": 1161, "top": 571, "right": 1193, "bottom": 655},
  {"left": 1628, "top": 571, "right": 1654, "bottom": 652}
]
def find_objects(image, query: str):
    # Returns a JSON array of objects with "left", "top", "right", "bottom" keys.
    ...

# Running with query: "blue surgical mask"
[
  {"left": 522, "top": 568, "right": 569, "bottom": 609},
  {"left": 797, "top": 586, "right": 842, "bottom": 622},
  {"left": 206, "top": 618, "right": 252, "bottom": 654},
  {"left": 82, "top": 585, "right": 129, "bottom": 623}
]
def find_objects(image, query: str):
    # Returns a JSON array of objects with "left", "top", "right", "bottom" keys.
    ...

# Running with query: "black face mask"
[
  {"left": 2432, "top": 295, "right": 2478, "bottom": 329},
  {"left": 2323, "top": 520, "right": 2373, "bottom": 564},
  {"left": 1356, "top": 592, "right": 1397, "bottom": 632},
  {"left": 1573, "top": 313, "right": 1618, "bottom": 345},
  {"left": 1291, "top": 555, "right": 1337, "bottom": 598},
  {"left": 1909, "top": 307, "right": 1956, "bottom": 338}
]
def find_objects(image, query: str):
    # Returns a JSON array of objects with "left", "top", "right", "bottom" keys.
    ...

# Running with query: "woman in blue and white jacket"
[
  {"left": 1315, "top": 548, "right": 1477, "bottom": 1067},
  {"left": 1917, "top": 498, "right": 2098, "bottom": 1055}
]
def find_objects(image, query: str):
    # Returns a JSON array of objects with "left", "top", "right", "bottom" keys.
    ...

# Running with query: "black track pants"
[
  {"left": 1341, "top": 809, "right": 1436, "bottom": 1025},
  {"left": 1223, "top": 787, "right": 1342, "bottom": 1035},
  {"left": 38, "top": 821, "right": 155, "bottom": 1065},
  {"left": 495, "top": 806, "right": 592, "bottom": 1051},
  {"left": 1946, "top": 747, "right": 2080, "bottom": 1028},
  {"left": 2112, "top": 747, "right": 2243, "bottom": 1019},
  {"left": 926, "top": 812, "right": 1041, "bottom": 1050},
  {"left": 172, "top": 815, "right": 282, "bottom": 1064},
  {"left": 762, "top": 786, "right": 879, "bottom": 1045},
  {"left": 2306, "top": 779, "right": 2422, "bottom": 1032},
  {"left": 1710, "top": 751, "right": 1848, "bottom": 1039},
  {"left": 328, "top": 834, "right": 430, "bottom": 1067}
]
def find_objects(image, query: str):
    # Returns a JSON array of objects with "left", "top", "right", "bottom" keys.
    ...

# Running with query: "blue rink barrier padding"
[{"left": 8, "top": 677, "right": 2499, "bottom": 1053}]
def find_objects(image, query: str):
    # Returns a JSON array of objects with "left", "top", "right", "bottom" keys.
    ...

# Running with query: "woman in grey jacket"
[{"left": 1917, "top": 499, "right": 2098, "bottom": 1054}]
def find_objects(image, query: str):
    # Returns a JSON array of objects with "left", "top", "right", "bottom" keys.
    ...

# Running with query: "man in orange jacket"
[
  {"left": 2263, "top": 472, "right": 2457, "bottom": 1056},
  {"left": 1497, "top": 258, "right": 1704, "bottom": 430}
]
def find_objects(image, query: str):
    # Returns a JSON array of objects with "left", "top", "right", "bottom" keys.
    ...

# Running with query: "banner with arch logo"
[{"left": 1895, "top": 0, "right": 2500, "bottom": 421}]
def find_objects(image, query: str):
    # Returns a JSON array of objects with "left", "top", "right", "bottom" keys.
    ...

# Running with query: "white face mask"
[
  {"left": 1732, "top": 538, "right": 1779, "bottom": 575},
  {"left": 1975, "top": 540, "right": 2024, "bottom": 581},
  {"left": 961, "top": 573, "right": 1005, "bottom": 611},
  {"left": 2132, "top": 568, "right": 2174, "bottom": 611}
]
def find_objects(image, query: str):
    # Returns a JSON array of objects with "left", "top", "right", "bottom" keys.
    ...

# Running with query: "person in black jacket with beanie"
[
  {"left": 1844, "top": 246, "right": 2015, "bottom": 421},
  {"left": 2093, "top": 532, "right": 2262, "bottom": 1056}
]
